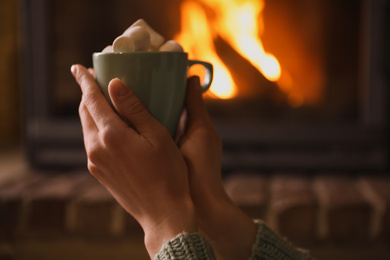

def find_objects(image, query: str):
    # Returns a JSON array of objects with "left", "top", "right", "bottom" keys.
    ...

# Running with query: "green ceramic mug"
[{"left": 92, "top": 51, "right": 213, "bottom": 137}]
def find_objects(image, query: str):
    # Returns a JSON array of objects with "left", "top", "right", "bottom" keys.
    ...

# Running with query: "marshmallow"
[
  {"left": 102, "top": 45, "right": 113, "bottom": 53},
  {"left": 113, "top": 26, "right": 151, "bottom": 52},
  {"left": 159, "top": 40, "right": 184, "bottom": 52},
  {"left": 130, "top": 19, "right": 165, "bottom": 50}
]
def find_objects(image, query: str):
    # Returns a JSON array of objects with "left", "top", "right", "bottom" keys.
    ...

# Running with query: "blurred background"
[
  {"left": 0, "top": 0, "right": 20, "bottom": 150},
  {"left": 1, "top": 0, "right": 390, "bottom": 259}
]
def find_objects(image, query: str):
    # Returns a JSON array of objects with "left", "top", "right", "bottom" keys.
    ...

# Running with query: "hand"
[
  {"left": 179, "top": 77, "right": 257, "bottom": 260},
  {"left": 71, "top": 64, "right": 197, "bottom": 257},
  {"left": 179, "top": 77, "right": 224, "bottom": 202}
]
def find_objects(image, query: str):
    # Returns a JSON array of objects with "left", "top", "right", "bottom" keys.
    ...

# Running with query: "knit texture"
[
  {"left": 154, "top": 221, "right": 312, "bottom": 260},
  {"left": 249, "top": 220, "right": 312, "bottom": 260},
  {"left": 154, "top": 232, "right": 216, "bottom": 260}
]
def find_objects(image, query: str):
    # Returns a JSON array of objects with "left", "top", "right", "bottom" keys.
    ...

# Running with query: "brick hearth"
[{"left": 1, "top": 155, "right": 389, "bottom": 259}]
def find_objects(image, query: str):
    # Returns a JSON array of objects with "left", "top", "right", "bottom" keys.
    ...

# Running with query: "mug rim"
[{"left": 93, "top": 51, "right": 189, "bottom": 57}]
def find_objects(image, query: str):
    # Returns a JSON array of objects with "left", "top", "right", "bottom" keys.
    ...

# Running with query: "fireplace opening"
[
  {"left": 21, "top": 0, "right": 389, "bottom": 170},
  {"left": 176, "top": 0, "right": 362, "bottom": 125}
]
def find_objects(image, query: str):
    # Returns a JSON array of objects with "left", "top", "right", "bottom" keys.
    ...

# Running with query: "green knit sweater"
[{"left": 154, "top": 220, "right": 312, "bottom": 260}]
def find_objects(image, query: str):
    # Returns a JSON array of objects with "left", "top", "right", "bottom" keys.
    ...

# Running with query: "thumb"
[
  {"left": 108, "top": 78, "right": 162, "bottom": 135},
  {"left": 185, "top": 76, "right": 212, "bottom": 130}
]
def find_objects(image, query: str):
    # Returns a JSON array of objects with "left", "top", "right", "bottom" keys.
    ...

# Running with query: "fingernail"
[
  {"left": 70, "top": 64, "right": 77, "bottom": 76},
  {"left": 190, "top": 76, "right": 201, "bottom": 91},
  {"left": 110, "top": 78, "right": 129, "bottom": 96}
]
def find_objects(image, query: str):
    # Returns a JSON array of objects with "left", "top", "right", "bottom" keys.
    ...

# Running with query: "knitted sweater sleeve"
[
  {"left": 154, "top": 221, "right": 312, "bottom": 260},
  {"left": 153, "top": 232, "right": 216, "bottom": 260},
  {"left": 249, "top": 220, "right": 312, "bottom": 260}
]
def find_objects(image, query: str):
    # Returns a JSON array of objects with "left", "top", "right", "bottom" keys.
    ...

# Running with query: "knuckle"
[
  {"left": 86, "top": 143, "right": 103, "bottom": 166},
  {"left": 78, "top": 99, "right": 88, "bottom": 116},
  {"left": 87, "top": 159, "right": 108, "bottom": 186},
  {"left": 81, "top": 92, "right": 96, "bottom": 111},
  {"left": 120, "top": 95, "right": 146, "bottom": 117},
  {"left": 87, "top": 160, "right": 99, "bottom": 177},
  {"left": 78, "top": 101, "right": 84, "bottom": 114},
  {"left": 100, "top": 125, "right": 122, "bottom": 148}
]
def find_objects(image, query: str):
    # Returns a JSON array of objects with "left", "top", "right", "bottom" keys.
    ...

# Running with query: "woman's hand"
[
  {"left": 179, "top": 77, "right": 225, "bottom": 205},
  {"left": 179, "top": 77, "right": 257, "bottom": 260},
  {"left": 71, "top": 64, "right": 197, "bottom": 258}
]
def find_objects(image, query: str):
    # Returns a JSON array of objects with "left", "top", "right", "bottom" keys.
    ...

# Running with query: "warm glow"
[
  {"left": 175, "top": 1, "right": 236, "bottom": 99},
  {"left": 175, "top": 0, "right": 282, "bottom": 99},
  {"left": 209, "top": 0, "right": 281, "bottom": 82}
]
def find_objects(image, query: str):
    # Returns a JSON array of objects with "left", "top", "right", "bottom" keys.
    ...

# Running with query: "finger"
[
  {"left": 78, "top": 102, "right": 98, "bottom": 152},
  {"left": 174, "top": 108, "right": 188, "bottom": 143},
  {"left": 102, "top": 45, "right": 113, "bottom": 53},
  {"left": 71, "top": 64, "right": 123, "bottom": 131},
  {"left": 185, "top": 76, "right": 213, "bottom": 130},
  {"left": 88, "top": 68, "right": 95, "bottom": 78},
  {"left": 108, "top": 78, "right": 165, "bottom": 136}
]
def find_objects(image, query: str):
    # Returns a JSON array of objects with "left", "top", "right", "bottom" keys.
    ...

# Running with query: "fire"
[
  {"left": 175, "top": 0, "right": 281, "bottom": 99},
  {"left": 175, "top": 1, "right": 236, "bottom": 99}
]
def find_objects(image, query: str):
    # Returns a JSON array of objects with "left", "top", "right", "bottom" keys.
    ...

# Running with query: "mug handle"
[{"left": 187, "top": 60, "right": 213, "bottom": 93}]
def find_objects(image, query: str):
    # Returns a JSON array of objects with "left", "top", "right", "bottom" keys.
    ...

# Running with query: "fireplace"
[{"left": 21, "top": 0, "right": 389, "bottom": 171}]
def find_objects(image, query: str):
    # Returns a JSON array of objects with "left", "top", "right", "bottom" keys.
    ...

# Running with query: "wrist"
[
  {"left": 142, "top": 198, "right": 198, "bottom": 258},
  {"left": 191, "top": 179, "right": 236, "bottom": 226},
  {"left": 196, "top": 195, "right": 257, "bottom": 260}
]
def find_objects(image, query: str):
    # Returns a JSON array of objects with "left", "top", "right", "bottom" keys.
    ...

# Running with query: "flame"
[
  {"left": 205, "top": 0, "right": 281, "bottom": 81},
  {"left": 175, "top": 1, "right": 236, "bottom": 99},
  {"left": 175, "top": 0, "right": 281, "bottom": 99}
]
